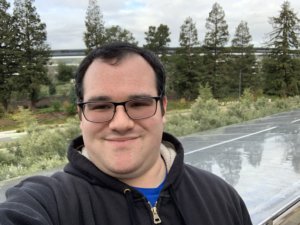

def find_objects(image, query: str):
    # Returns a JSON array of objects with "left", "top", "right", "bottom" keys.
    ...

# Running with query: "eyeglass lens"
[{"left": 82, "top": 97, "right": 159, "bottom": 123}]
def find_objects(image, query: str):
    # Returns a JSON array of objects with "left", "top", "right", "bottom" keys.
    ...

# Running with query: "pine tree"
[
  {"left": 203, "top": 2, "right": 230, "bottom": 98},
  {"left": 179, "top": 17, "right": 199, "bottom": 54},
  {"left": 204, "top": 2, "right": 229, "bottom": 54},
  {"left": 84, "top": 0, "right": 106, "bottom": 53},
  {"left": 0, "top": 0, "right": 17, "bottom": 110},
  {"left": 170, "top": 17, "right": 201, "bottom": 99},
  {"left": 12, "top": 0, "right": 50, "bottom": 108},
  {"left": 263, "top": 1, "right": 300, "bottom": 96},
  {"left": 232, "top": 21, "right": 252, "bottom": 49},
  {"left": 231, "top": 21, "right": 259, "bottom": 97},
  {"left": 144, "top": 24, "right": 171, "bottom": 55},
  {"left": 105, "top": 25, "right": 138, "bottom": 45}
]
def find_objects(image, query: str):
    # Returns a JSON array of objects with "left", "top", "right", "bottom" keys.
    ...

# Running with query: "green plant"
[
  {"left": 167, "top": 99, "right": 192, "bottom": 111},
  {"left": 12, "top": 106, "right": 38, "bottom": 132},
  {"left": 52, "top": 101, "right": 62, "bottom": 112},
  {"left": 165, "top": 114, "right": 198, "bottom": 136},
  {"left": 198, "top": 83, "right": 213, "bottom": 101},
  {"left": 0, "top": 105, "right": 5, "bottom": 118}
]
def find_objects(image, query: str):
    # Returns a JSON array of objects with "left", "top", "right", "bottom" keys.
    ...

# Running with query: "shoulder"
[
  {"left": 173, "top": 165, "right": 252, "bottom": 224},
  {"left": 5, "top": 171, "right": 83, "bottom": 203}
]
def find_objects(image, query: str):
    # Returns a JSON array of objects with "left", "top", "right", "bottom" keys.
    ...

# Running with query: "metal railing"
[{"left": 258, "top": 197, "right": 300, "bottom": 225}]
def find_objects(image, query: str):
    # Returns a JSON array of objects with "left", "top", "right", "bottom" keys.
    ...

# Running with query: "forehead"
[{"left": 82, "top": 54, "right": 157, "bottom": 100}]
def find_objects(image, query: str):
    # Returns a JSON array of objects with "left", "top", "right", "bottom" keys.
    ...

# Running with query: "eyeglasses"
[{"left": 77, "top": 96, "right": 162, "bottom": 123}]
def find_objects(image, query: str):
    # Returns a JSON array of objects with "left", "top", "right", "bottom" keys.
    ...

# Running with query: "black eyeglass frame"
[{"left": 77, "top": 96, "right": 162, "bottom": 123}]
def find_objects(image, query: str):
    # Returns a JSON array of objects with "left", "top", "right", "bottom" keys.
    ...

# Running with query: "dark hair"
[{"left": 75, "top": 42, "right": 166, "bottom": 102}]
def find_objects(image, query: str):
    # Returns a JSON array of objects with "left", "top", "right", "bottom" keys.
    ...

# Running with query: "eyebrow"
[{"left": 85, "top": 94, "right": 154, "bottom": 102}]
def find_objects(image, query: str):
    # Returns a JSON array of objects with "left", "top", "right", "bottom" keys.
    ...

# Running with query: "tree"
[
  {"left": 144, "top": 24, "right": 171, "bottom": 55},
  {"left": 105, "top": 25, "right": 138, "bottom": 45},
  {"left": 231, "top": 21, "right": 259, "bottom": 97},
  {"left": 0, "top": 0, "right": 17, "bottom": 111},
  {"left": 169, "top": 17, "right": 201, "bottom": 99},
  {"left": 203, "top": 2, "right": 230, "bottom": 98},
  {"left": 232, "top": 21, "right": 252, "bottom": 48},
  {"left": 84, "top": 0, "right": 106, "bottom": 53},
  {"left": 12, "top": 0, "right": 50, "bottom": 108},
  {"left": 263, "top": 1, "right": 300, "bottom": 96},
  {"left": 179, "top": 17, "right": 199, "bottom": 53},
  {"left": 56, "top": 63, "right": 76, "bottom": 82},
  {"left": 204, "top": 2, "right": 229, "bottom": 53}
]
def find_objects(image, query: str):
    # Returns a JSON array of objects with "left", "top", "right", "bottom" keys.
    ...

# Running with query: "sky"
[{"left": 6, "top": 0, "right": 300, "bottom": 50}]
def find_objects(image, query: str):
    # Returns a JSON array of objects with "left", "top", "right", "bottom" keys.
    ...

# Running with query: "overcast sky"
[{"left": 6, "top": 0, "right": 300, "bottom": 50}]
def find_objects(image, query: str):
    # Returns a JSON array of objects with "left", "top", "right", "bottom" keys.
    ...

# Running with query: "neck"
[{"left": 120, "top": 156, "right": 166, "bottom": 188}]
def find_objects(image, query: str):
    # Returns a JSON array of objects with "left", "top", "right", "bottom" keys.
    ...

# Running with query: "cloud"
[{"left": 6, "top": 0, "right": 300, "bottom": 49}]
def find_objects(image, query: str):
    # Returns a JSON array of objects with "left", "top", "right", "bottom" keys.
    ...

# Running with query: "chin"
[{"left": 110, "top": 164, "right": 139, "bottom": 177}]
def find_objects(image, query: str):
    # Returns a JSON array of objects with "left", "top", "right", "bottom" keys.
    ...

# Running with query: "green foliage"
[
  {"left": 48, "top": 82, "right": 57, "bottom": 95},
  {"left": 105, "top": 25, "right": 138, "bottom": 45},
  {"left": 64, "top": 86, "right": 77, "bottom": 115},
  {"left": 56, "top": 63, "right": 75, "bottom": 82},
  {"left": 269, "top": 1, "right": 300, "bottom": 51},
  {"left": 232, "top": 21, "right": 252, "bottom": 48},
  {"left": 84, "top": 0, "right": 106, "bottom": 53},
  {"left": 0, "top": 105, "right": 5, "bottom": 118},
  {"left": 165, "top": 114, "right": 198, "bottom": 137},
  {"left": 231, "top": 21, "right": 259, "bottom": 96},
  {"left": 263, "top": 1, "right": 300, "bottom": 97},
  {"left": 12, "top": 106, "right": 38, "bottom": 132},
  {"left": 51, "top": 101, "right": 61, "bottom": 112},
  {"left": 0, "top": 118, "right": 80, "bottom": 181},
  {"left": 204, "top": 2, "right": 229, "bottom": 49},
  {"left": 56, "top": 83, "right": 73, "bottom": 96},
  {"left": 179, "top": 17, "right": 199, "bottom": 48},
  {"left": 0, "top": 0, "right": 18, "bottom": 111},
  {"left": 0, "top": 156, "right": 67, "bottom": 181},
  {"left": 191, "top": 97, "right": 226, "bottom": 130},
  {"left": 165, "top": 91, "right": 300, "bottom": 137},
  {"left": 202, "top": 2, "right": 230, "bottom": 98},
  {"left": 12, "top": 0, "right": 51, "bottom": 108},
  {"left": 144, "top": 24, "right": 171, "bottom": 56},
  {"left": 169, "top": 17, "right": 202, "bottom": 100},
  {"left": 167, "top": 99, "right": 191, "bottom": 111},
  {"left": 198, "top": 83, "right": 213, "bottom": 100},
  {"left": 0, "top": 149, "right": 15, "bottom": 165}
]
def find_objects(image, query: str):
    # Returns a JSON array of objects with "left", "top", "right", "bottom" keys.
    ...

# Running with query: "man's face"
[{"left": 80, "top": 54, "right": 167, "bottom": 182}]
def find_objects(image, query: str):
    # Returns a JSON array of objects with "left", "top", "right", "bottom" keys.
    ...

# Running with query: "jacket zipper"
[{"left": 148, "top": 201, "right": 162, "bottom": 224}]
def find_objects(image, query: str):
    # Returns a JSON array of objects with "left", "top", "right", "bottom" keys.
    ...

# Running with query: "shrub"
[
  {"left": 0, "top": 149, "right": 15, "bottom": 165},
  {"left": 191, "top": 97, "right": 226, "bottom": 130},
  {"left": 165, "top": 114, "right": 198, "bottom": 136},
  {"left": 52, "top": 101, "right": 62, "bottom": 112},
  {"left": 63, "top": 101, "right": 77, "bottom": 115},
  {"left": 198, "top": 83, "right": 213, "bottom": 101},
  {"left": 0, "top": 105, "right": 5, "bottom": 118},
  {"left": 1, "top": 118, "right": 80, "bottom": 180},
  {"left": 12, "top": 106, "right": 38, "bottom": 132}
]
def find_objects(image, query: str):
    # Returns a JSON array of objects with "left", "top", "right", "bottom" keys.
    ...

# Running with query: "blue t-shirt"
[{"left": 133, "top": 179, "right": 166, "bottom": 207}]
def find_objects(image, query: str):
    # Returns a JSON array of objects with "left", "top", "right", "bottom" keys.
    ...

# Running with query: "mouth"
[
  {"left": 106, "top": 136, "right": 138, "bottom": 141},
  {"left": 105, "top": 136, "right": 139, "bottom": 145}
]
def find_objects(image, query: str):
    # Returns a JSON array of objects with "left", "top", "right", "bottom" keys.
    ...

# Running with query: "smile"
[{"left": 105, "top": 137, "right": 139, "bottom": 142}]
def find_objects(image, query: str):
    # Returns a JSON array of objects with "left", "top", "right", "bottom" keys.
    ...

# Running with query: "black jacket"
[{"left": 0, "top": 132, "right": 252, "bottom": 225}]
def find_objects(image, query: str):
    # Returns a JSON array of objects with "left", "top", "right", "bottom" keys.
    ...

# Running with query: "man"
[{"left": 0, "top": 42, "right": 252, "bottom": 225}]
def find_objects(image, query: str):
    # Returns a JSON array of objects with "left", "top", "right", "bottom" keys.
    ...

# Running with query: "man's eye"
[
  {"left": 129, "top": 99, "right": 153, "bottom": 107},
  {"left": 88, "top": 103, "right": 113, "bottom": 110}
]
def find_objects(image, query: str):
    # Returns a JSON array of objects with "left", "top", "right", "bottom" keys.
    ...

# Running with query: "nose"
[{"left": 108, "top": 105, "right": 134, "bottom": 132}]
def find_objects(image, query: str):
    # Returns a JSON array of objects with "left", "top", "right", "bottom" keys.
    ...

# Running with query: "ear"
[
  {"left": 77, "top": 106, "right": 82, "bottom": 121},
  {"left": 162, "top": 96, "right": 167, "bottom": 123},
  {"left": 162, "top": 96, "right": 167, "bottom": 113}
]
